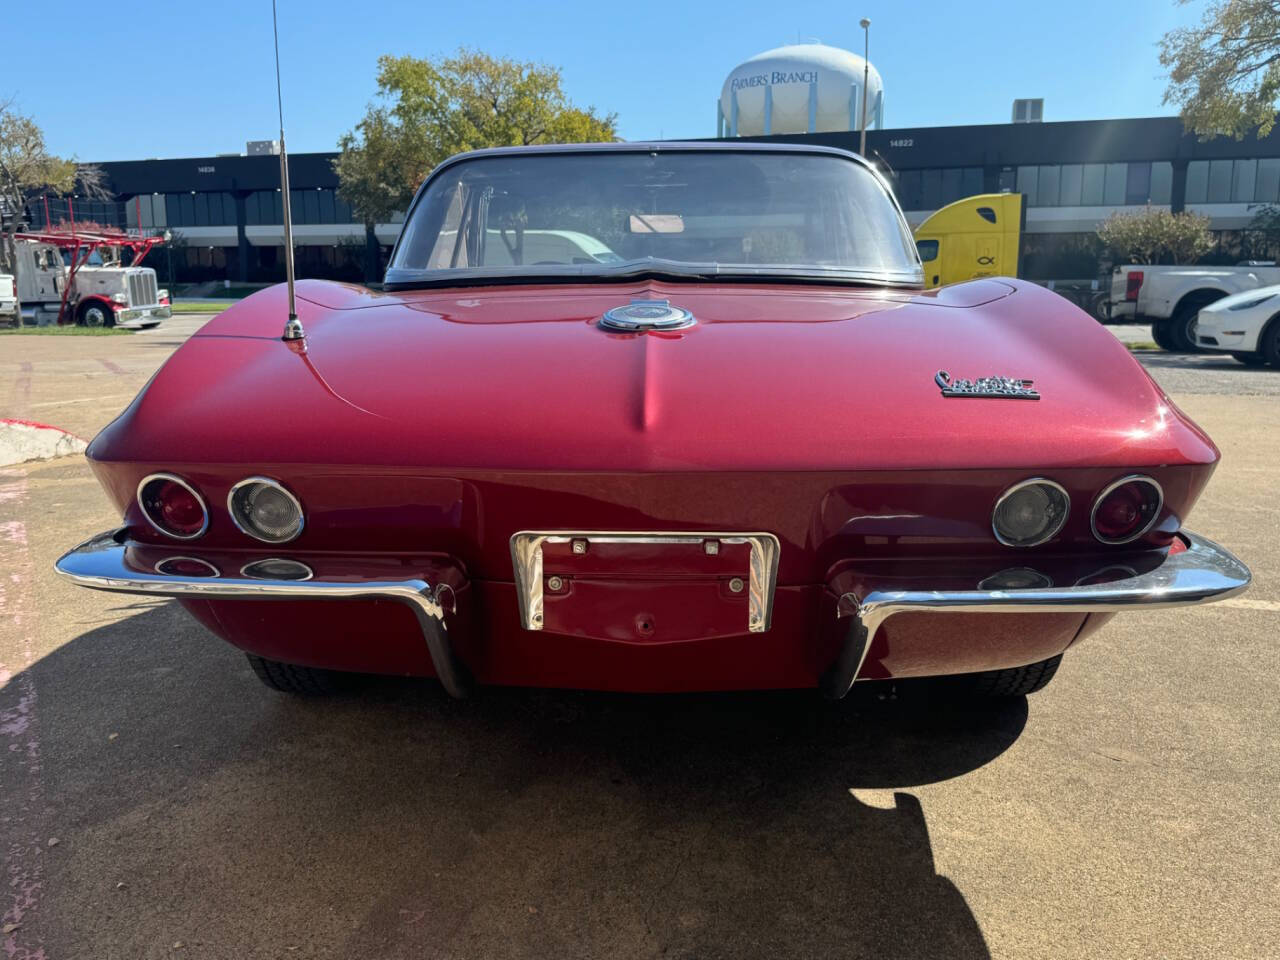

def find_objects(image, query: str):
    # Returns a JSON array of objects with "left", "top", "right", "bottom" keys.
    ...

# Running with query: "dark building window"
[
  {"left": 1081, "top": 164, "right": 1105, "bottom": 205},
  {"left": 246, "top": 190, "right": 284, "bottom": 225},
  {"left": 163, "top": 191, "right": 237, "bottom": 227},
  {"left": 1018, "top": 162, "right": 1171, "bottom": 207},
  {"left": 1124, "top": 163, "right": 1151, "bottom": 206},
  {"left": 889, "top": 167, "right": 982, "bottom": 210},
  {"left": 1059, "top": 164, "right": 1083, "bottom": 205},
  {"left": 1017, "top": 166, "right": 1038, "bottom": 205},
  {"left": 247, "top": 188, "right": 352, "bottom": 225},
  {"left": 1258, "top": 159, "right": 1280, "bottom": 204},
  {"left": 1233, "top": 159, "right": 1257, "bottom": 201},
  {"left": 895, "top": 170, "right": 921, "bottom": 208},
  {"left": 1150, "top": 162, "right": 1173, "bottom": 204},
  {"left": 920, "top": 169, "right": 943, "bottom": 210},
  {"left": 1037, "top": 166, "right": 1060, "bottom": 207},
  {"left": 1208, "top": 160, "right": 1233, "bottom": 202},
  {"left": 1187, "top": 159, "right": 1280, "bottom": 204}
]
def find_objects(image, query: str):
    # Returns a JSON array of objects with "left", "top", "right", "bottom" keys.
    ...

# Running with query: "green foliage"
[
  {"left": 0, "top": 102, "right": 75, "bottom": 271},
  {"left": 1160, "top": 0, "right": 1280, "bottom": 139},
  {"left": 0, "top": 100, "right": 108, "bottom": 273},
  {"left": 1233, "top": 202, "right": 1280, "bottom": 260},
  {"left": 335, "top": 50, "right": 618, "bottom": 226},
  {"left": 1247, "top": 201, "right": 1280, "bottom": 240},
  {"left": 1096, "top": 208, "right": 1214, "bottom": 264}
]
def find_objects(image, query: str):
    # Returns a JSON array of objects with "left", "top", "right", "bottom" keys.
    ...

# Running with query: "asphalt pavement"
[{"left": 0, "top": 317, "right": 1276, "bottom": 959}]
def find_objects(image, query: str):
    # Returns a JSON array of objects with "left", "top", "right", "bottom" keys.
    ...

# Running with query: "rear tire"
[
  {"left": 1152, "top": 317, "right": 1178, "bottom": 351},
  {"left": 246, "top": 653, "right": 345, "bottom": 694},
  {"left": 946, "top": 654, "right": 1063, "bottom": 699}
]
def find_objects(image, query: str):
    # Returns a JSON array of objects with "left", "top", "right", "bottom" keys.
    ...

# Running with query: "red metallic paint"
[{"left": 85, "top": 277, "right": 1219, "bottom": 691}]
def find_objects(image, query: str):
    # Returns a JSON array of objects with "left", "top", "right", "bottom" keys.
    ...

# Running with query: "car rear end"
[
  {"left": 54, "top": 278, "right": 1249, "bottom": 698},
  {"left": 1109, "top": 265, "right": 1144, "bottom": 321}
]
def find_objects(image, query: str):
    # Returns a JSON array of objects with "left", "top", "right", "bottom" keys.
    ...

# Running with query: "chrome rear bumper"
[
  {"left": 819, "top": 531, "right": 1251, "bottom": 698},
  {"left": 55, "top": 529, "right": 1249, "bottom": 702},
  {"left": 54, "top": 529, "right": 472, "bottom": 698}
]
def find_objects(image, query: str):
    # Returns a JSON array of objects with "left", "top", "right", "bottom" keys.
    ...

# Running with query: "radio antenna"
[{"left": 272, "top": 0, "right": 303, "bottom": 341}]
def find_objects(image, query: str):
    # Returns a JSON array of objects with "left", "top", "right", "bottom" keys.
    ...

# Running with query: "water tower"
[{"left": 718, "top": 42, "right": 884, "bottom": 137}]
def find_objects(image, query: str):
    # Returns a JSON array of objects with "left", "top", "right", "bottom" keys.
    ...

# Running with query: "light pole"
[{"left": 859, "top": 17, "right": 871, "bottom": 156}]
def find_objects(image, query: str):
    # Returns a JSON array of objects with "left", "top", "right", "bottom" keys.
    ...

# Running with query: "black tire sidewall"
[
  {"left": 1263, "top": 318, "right": 1280, "bottom": 366},
  {"left": 1170, "top": 303, "right": 1202, "bottom": 352}
]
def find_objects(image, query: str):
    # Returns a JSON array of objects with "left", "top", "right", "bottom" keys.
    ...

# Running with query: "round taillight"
[
  {"left": 992, "top": 479, "right": 1070, "bottom": 547},
  {"left": 155, "top": 556, "right": 219, "bottom": 578},
  {"left": 240, "top": 558, "right": 313, "bottom": 581},
  {"left": 1091, "top": 476, "right": 1163, "bottom": 544},
  {"left": 228, "top": 478, "right": 304, "bottom": 544},
  {"left": 137, "top": 474, "right": 208, "bottom": 540}
]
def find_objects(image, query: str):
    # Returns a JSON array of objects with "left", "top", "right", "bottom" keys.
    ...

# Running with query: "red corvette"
[{"left": 56, "top": 143, "right": 1249, "bottom": 700}]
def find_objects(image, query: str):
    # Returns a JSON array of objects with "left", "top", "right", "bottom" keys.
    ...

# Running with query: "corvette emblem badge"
[{"left": 936, "top": 370, "right": 1040, "bottom": 400}]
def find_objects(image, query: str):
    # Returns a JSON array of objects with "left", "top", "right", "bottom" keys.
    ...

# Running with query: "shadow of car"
[{"left": 0, "top": 601, "right": 1029, "bottom": 957}]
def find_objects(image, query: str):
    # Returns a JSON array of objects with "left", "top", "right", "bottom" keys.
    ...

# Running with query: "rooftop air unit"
[{"left": 1012, "top": 99, "right": 1044, "bottom": 123}]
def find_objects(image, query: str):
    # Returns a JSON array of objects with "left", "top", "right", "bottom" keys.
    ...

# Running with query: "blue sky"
[{"left": 10, "top": 0, "right": 1203, "bottom": 162}]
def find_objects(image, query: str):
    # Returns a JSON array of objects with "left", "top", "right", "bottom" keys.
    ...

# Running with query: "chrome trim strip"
[
  {"left": 991, "top": 477, "right": 1071, "bottom": 548},
  {"left": 819, "top": 531, "right": 1251, "bottom": 699},
  {"left": 1090, "top": 475, "right": 1164, "bottom": 545},
  {"left": 136, "top": 473, "right": 210, "bottom": 541},
  {"left": 54, "top": 530, "right": 470, "bottom": 699},
  {"left": 227, "top": 476, "right": 305, "bottom": 545},
  {"left": 509, "top": 531, "right": 781, "bottom": 634}
]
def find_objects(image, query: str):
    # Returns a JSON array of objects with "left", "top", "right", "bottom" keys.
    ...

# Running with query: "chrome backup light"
[
  {"left": 155, "top": 556, "right": 218, "bottom": 578},
  {"left": 1091, "top": 475, "right": 1163, "bottom": 545},
  {"left": 992, "top": 478, "right": 1070, "bottom": 547},
  {"left": 137, "top": 473, "right": 209, "bottom": 540},
  {"left": 240, "top": 558, "right": 313, "bottom": 581},
  {"left": 978, "top": 567, "right": 1053, "bottom": 590},
  {"left": 227, "top": 477, "right": 304, "bottom": 544}
]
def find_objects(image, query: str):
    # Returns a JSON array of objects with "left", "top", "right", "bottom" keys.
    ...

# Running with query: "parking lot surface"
[{"left": 1, "top": 316, "right": 1277, "bottom": 959}]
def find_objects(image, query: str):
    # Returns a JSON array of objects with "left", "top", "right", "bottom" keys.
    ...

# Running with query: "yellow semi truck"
[{"left": 912, "top": 193, "right": 1024, "bottom": 288}]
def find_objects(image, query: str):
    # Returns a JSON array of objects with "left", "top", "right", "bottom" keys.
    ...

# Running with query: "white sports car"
[{"left": 1196, "top": 284, "right": 1280, "bottom": 366}]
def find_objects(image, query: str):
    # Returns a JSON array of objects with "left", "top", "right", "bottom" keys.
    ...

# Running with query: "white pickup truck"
[
  {"left": 0, "top": 274, "right": 16, "bottom": 326},
  {"left": 1110, "top": 263, "right": 1280, "bottom": 351}
]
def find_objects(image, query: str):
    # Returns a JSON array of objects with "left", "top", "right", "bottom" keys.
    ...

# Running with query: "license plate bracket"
[{"left": 510, "top": 531, "right": 780, "bottom": 635}]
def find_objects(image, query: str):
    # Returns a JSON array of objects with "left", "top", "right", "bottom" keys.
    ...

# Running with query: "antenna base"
[{"left": 282, "top": 316, "right": 305, "bottom": 341}]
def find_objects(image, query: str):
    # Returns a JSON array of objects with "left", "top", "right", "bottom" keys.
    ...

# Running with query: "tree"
[
  {"left": 1160, "top": 0, "right": 1280, "bottom": 138},
  {"left": 0, "top": 99, "right": 108, "bottom": 274},
  {"left": 1245, "top": 201, "right": 1280, "bottom": 259},
  {"left": 1096, "top": 208, "right": 1214, "bottom": 264},
  {"left": 335, "top": 50, "right": 618, "bottom": 227}
]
